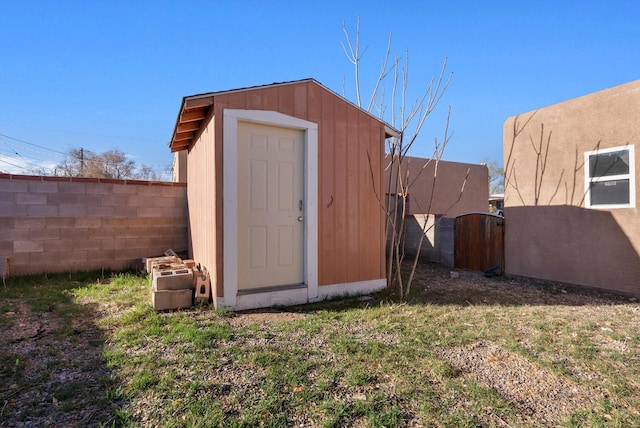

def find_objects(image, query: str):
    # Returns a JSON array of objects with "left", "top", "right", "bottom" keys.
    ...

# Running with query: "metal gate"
[{"left": 454, "top": 213, "right": 504, "bottom": 273}]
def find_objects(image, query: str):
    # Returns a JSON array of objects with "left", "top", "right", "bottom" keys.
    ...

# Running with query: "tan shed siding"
[
  {"left": 319, "top": 87, "right": 337, "bottom": 285},
  {"left": 346, "top": 104, "right": 359, "bottom": 282},
  {"left": 306, "top": 82, "right": 323, "bottom": 121},
  {"left": 317, "top": 98, "right": 386, "bottom": 285},
  {"left": 377, "top": 127, "right": 387, "bottom": 278},
  {"left": 211, "top": 81, "right": 386, "bottom": 287},
  {"left": 198, "top": 82, "right": 384, "bottom": 295},
  {"left": 320, "top": 93, "right": 351, "bottom": 285},
  {"left": 361, "top": 116, "right": 381, "bottom": 280},
  {"left": 294, "top": 83, "right": 309, "bottom": 117},
  {"left": 503, "top": 80, "right": 640, "bottom": 295},
  {"left": 357, "top": 116, "right": 371, "bottom": 280},
  {"left": 277, "top": 83, "right": 294, "bottom": 116},
  {"left": 187, "top": 115, "right": 218, "bottom": 294},
  {"left": 214, "top": 113, "right": 224, "bottom": 297}
]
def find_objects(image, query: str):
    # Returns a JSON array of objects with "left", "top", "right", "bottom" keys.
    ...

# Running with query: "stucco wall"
[
  {"left": 386, "top": 155, "right": 489, "bottom": 217},
  {"left": 503, "top": 79, "right": 640, "bottom": 295},
  {"left": 0, "top": 174, "right": 187, "bottom": 276}
]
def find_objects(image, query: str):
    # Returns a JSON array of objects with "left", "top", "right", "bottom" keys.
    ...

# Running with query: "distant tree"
[
  {"left": 54, "top": 148, "right": 89, "bottom": 177},
  {"left": 30, "top": 166, "right": 52, "bottom": 176},
  {"left": 96, "top": 149, "right": 135, "bottom": 179},
  {"left": 55, "top": 148, "right": 141, "bottom": 180},
  {"left": 483, "top": 158, "right": 504, "bottom": 194},
  {"left": 137, "top": 164, "right": 160, "bottom": 181}
]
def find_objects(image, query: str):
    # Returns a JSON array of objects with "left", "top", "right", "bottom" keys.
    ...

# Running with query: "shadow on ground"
[
  {"left": 404, "top": 261, "right": 635, "bottom": 307},
  {"left": 284, "top": 261, "right": 635, "bottom": 315},
  {"left": 0, "top": 274, "right": 126, "bottom": 427}
]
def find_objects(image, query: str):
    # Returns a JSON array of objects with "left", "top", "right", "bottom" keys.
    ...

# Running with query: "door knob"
[{"left": 298, "top": 216, "right": 304, "bottom": 222}]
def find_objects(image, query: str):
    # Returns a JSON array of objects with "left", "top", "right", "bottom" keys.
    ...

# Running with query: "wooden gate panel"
[{"left": 454, "top": 213, "right": 504, "bottom": 272}]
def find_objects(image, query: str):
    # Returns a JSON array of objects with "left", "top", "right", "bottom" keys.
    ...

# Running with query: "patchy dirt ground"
[
  {"left": 202, "top": 266, "right": 638, "bottom": 426},
  {"left": 437, "top": 340, "right": 601, "bottom": 426},
  {"left": 1, "top": 263, "right": 638, "bottom": 427},
  {"left": 0, "top": 301, "right": 119, "bottom": 427}
]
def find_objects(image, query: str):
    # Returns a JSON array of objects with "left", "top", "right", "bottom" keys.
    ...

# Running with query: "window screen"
[
  {"left": 584, "top": 146, "right": 635, "bottom": 209},
  {"left": 589, "top": 150, "right": 630, "bottom": 178},
  {"left": 589, "top": 179, "right": 630, "bottom": 205}
]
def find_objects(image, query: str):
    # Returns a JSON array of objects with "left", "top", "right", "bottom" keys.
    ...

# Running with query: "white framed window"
[{"left": 584, "top": 145, "right": 635, "bottom": 209}]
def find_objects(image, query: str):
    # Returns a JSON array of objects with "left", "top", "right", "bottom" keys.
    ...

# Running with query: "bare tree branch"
[
  {"left": 404, "top": 108, "right": 453, "bottom": 295},
  {"left": 341, "top": 17, "right": 368, "bottom": 107},
  {"left": 342, "top": 18, "right": 453, "bottom": 299},
  {"left": 367, "top": 31, "right": 395, "bottom": 113}
]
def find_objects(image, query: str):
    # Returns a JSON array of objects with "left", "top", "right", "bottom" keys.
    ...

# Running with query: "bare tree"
[
  {"left": 54, "top": 148, "right": 89, "bottom": 177},
  {"left": 97, "top": 150, "right": 135, "bottom": 179},
  {"left": 342, "top": 18, "right": 456, "bottom": 299},
  {"left": 54, "top": 148, "right": 139, "bottom": 180},
  {"left": 137, "top": 164, "right": 160, "bottom": 181},
  {"left": 482, "top": 158, "right": 504, "bottom": 195}
]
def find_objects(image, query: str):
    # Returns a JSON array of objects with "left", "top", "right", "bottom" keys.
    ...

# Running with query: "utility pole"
[{"left": 79, "top": 147, "right": 84, "bottom": 176}]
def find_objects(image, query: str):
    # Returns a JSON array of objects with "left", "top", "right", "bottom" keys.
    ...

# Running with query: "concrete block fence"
[
  {"left": 403, "top": 214, "right": 454, "bottom": 267},
  {"left": 0, "top": 173, "right": 187, "bottom": 276}
]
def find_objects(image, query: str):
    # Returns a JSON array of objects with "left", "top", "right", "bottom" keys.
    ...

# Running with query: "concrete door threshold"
[{"left": 237, "top": 283, "right": 307, "bottom": 296}]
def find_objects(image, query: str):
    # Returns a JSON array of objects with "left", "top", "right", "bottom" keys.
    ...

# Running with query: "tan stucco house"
[
  {"left": 385, "top": 155, "right": 489, "bottom": 217},
  {"left": 169, "top": 79, "right": 400, "bottom": 310},
  {"left": 503, "top": 79, "right": 640, "bottom": 296}
]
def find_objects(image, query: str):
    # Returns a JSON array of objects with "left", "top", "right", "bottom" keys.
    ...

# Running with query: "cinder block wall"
[
  {"left": 0, "top": 174, "right": 187, "bottom": 276},
  {"left": 403, "top": 214, "right": 454, "bottom": 267}
]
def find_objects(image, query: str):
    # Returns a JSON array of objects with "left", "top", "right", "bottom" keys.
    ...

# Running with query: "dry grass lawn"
[{"left": 1, "top": 263, "right": 639, "bottom": 427}]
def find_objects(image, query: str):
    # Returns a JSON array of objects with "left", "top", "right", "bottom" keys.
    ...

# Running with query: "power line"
[
  {"left": 0, "top": 157, "right": 31, "bottom": 171},
  {"left": 2, "top": 140, "right": 29, "bottom": 163},
  {"left": 0, "top": 137, "right": 62, "bottom": 174},
  {"left": 0, "top": 133, "right": 68, "bottom": 155},
  {"left": 0, "top": 133, "right": 173, "bottom": 179},
  {"left": 0, "top": 146, "right": 59, "bottom": 165},
  {"left": 0, "top": 140, "right": 67, "bottom": 160},
  {"left": 0, "top": 132, "right": 173, "bottom": 168},
  {"left": 0, "top": 152, "right": 54, "bottom": 175}
]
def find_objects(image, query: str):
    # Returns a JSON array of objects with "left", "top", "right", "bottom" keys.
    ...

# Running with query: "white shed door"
[{"left": 237, "top": 122, "right": 304, "bottom": 290}]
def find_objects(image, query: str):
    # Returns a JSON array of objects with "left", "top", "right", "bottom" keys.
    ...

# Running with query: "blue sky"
[{"left": 1, "top": 0, "right": 639, "bottom": 179}]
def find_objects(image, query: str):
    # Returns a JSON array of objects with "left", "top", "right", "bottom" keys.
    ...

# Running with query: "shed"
[{"left": 169, "top": 79, "right": 400, "bottom": 310}]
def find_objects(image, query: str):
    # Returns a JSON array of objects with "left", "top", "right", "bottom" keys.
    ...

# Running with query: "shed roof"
[{"left": 168, "top": 78, "right": 400, "bottom": 152}]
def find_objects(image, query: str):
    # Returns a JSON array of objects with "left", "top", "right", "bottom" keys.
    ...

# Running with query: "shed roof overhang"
[
  {"left": 169, "top": 95, "right": 214, "bottom": 152},
  {"left": 168, "top": 79, "right": 400, "bottom": 153}
]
